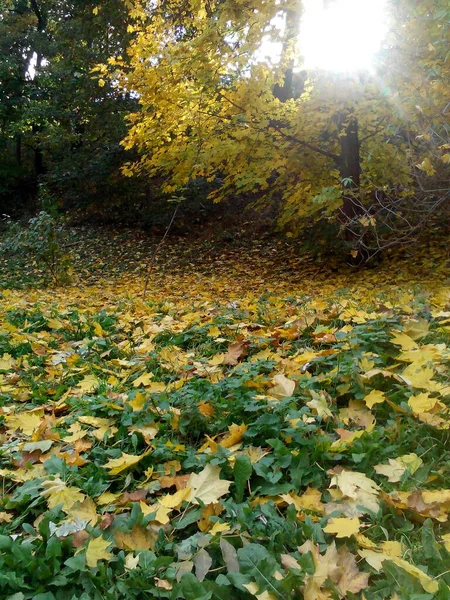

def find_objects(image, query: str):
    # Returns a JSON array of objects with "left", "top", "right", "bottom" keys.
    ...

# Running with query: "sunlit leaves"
[
  {"left": 0, "top": 254, "right": 449, "bottom": 598},
  {"left": 186, "top": 464, "right": 232, "bottom": 505}
]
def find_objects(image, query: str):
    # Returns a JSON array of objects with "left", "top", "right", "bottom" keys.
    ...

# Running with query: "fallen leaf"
[
  {"left": 86, "top": 536, "right": 113, "bottom": 568},
  {"left": 104, "top": 451, "right": 148, "bottom": 475},
  {"left": 323, "top": 516, "right": 361, "bottom": 538},
  {"left": 268, "top": 373, "right": 296, "bottom": 398},
  {"left": 186, "top": 464, "right": 231, "bottom": 505},
  {"left": 115, "top": 524, "right": 156, "bottom": 551}
]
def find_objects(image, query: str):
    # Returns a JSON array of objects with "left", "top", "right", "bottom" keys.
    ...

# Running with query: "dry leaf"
[
  {"left": 186, "top": 464, "right": 231, "bottom": 505},
  {"left": 85, "top": 536, "right": 113, "bottom": 568}
]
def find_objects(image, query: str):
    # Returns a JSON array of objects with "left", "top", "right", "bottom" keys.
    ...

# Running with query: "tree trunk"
[{"left": 338, "top": 116, "right": 363, "bottom": 222}]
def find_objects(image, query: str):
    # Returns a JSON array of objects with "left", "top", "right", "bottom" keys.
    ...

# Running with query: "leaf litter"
[{"left": 0, "top": 230, "right": 449, "bottom": 598}]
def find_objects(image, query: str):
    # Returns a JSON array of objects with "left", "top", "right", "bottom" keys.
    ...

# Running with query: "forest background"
[{"left": 0, "top": 0, "right": 449, "bottom": 261}]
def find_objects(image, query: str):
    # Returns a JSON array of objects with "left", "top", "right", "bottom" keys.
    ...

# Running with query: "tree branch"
[{"left": 218, "top": 93, "right": 340, "bottom": 163}]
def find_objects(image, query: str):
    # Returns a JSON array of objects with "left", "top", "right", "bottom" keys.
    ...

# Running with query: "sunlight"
[{"left": 300, "top": 0, "right": 388, "bottom": 72}]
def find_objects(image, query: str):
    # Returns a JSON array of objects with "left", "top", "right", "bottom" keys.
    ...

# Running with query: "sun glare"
[{"left": 300, "top": 0, "right": 388, "bottom": 72}]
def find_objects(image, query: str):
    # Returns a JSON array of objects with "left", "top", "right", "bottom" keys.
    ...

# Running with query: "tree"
[
  {"left": 0, "top": 0, "right": 145, "bottom": 215},
  {"left": 112, "top": 0, "right": 449, "bottom": 258}
]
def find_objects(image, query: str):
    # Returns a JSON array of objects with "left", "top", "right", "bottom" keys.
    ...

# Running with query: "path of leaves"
[{"left": 0, "top": 233, "right": 450, "bottom": 599}]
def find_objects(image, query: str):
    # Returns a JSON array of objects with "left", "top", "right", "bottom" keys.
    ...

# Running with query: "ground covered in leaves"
[{"left": 0, "top": 228, "right": 450, "bottom": 600}]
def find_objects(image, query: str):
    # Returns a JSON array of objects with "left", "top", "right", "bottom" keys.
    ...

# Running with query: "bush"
[{"left": 2, "top": 211, "right": 73, "bottom": 285}]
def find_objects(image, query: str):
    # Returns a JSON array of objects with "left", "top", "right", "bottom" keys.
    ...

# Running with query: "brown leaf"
[
  {"left": 223, "top": 340, "right": 249, "bottom": 365},
  {"left": 159, "top": 474, "right": 190, "bottom": 490},
  {"left": 115, "top": 524, "right": 156, "bottom": 551},
  {"left": 120, "top": 489, "right": 148, "bottom": 504},
  {"left": 71, "top": 530, "right": 89, "bottom": 548},
  {"left": 99, "top": 513, "right": 114, "bottom": 530},
  {"left": 334, "top": 545, "right": 370, "bottom": 595},
  {"left": 197, "top": 502, "right": 224, "bottom": 532}
]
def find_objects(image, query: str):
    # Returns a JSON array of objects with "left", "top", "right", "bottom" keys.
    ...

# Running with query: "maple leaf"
[
  {"left": 335, "top": 545, "right": 370, "bottom": 595},
  {"left": 268, "top": 373, "right": 296, "bottom": 398},
  {"left": 70, "top": 497, "right": 98, "bottom": 525},
  {"left": 219, "top": 423, "right": 247, "bottom": 448},
  {"left": 328, "top": 469, "right": 380, "bottom": 516},
  {"left": 40, "top": 479, "right": 85, "bottom": 512},
  {"left": 186, "top": 464, "right": 231, "bottom": 505},
  {"left": 223, "top": 340, "right": 248, "bottom": 365},
  {"left": 363, "top": 389, "right": 386, "bottom": 409},
  {"left": 158, "top": 487, "right": 191, "bottom": 509},
  {"left": 0, "top": 353, "right": 15, "bottom": 370},
  {"left": 85, "top": 536, "right": 114, "bottom": 568},
  {"left": 115, "top": 524, "right": 156, "bottom": 551},
  {"left": 323, "top": 517, "right": 361, "bottom": 538},
  {"left": 307, "top": 390, "right": 333, "bottom": 419},
  {"left": 104, "top": 451, "right": 148, "bottom": 475},
  {"left": 129, "top": 391, "right": 146, "bottom": 411},
  {"left": 210, "top": 521, "right": 230, "bottom": 535},
  {"left": 374, "top": 453, "right": 422, "bottom": 482},
  {"left": 5, "top": 409, "right": 44, "bottom": 436},
  {"left": 132, "top": 372, "right": 154, "bottom": 387},
  {"left": 389, "top": 557, "right": 438, "bottom": 593},
  {"left": 74, "top": 374, "right": 99, "bottom": 393},
  {"left": 280, "top": 488, "right": 325, "bottom": 513},
  {"left": 408, "top": 392, "right": 441, "bottom": 414},
  {"left": 0, "top": 512, "right": 13, "bottom": 523}
]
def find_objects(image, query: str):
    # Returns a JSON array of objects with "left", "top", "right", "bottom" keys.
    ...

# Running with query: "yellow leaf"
[
  {"left": 374, "top": 454, "right": 422, "bottom": 483},
  {"left": 358, "top": 549, "right": 387, "bottom": 571},
  {"left": 242, "top": 582, "right": 278, "bottom": 600},
  {"left": 75, "top": 374, "right": 99, "bottom": 393},
  {"left": 0, "top": 512, "right": 13, "bottom": 523},
  {"left": 96, "top": 492, "right": 120, "bottom": 505},
  {"left": 329, "top": 470, "right": 380, "bottom": 516},
  {"left": 70, "top": 497, "right": 98, "bottom": 525},
  {"left": 5, "top": 409, "right": 44, "bottom": 436},
  {"left": 139, "top": 501, "right": 172, "bottom": 524},
  {"left": 104, "top": 451, "right": 148, "bottom": 475},
  {"left": 404, "top": 318, "right": 430, "bottom": 340},
  {"left": 280, "top": 488, "right": 324, "bottom": 513},
  {"left": 129, "top": 391, "right": 146, "bottom": 411},
  {"left": 401, "top": 363, "right": 436, "bottom": 390},
  {"left": 390, "top": 332, "right": 418, "bottom": 351},
  {"left": 207, "top": 326, "right": 221, "bottom": 338},
  {"left": 92, "top": 322, "right": 105, "bottom": 336},
  {"left": 416, "top": 157, "right": 436, "bottom": 176},
  {"left": 441, "top": 532, "right": 450, "bottom": 552},
  {"left": 210, "top": 521, "right": 231, "bottom": 535},
  {"left": 389, "top": 557, "right": 439, "bottom": 593},
  {"left": 86, "top": 536, "right": 113, "bottom": 568},
  {"left": 115, "top": 524, "right": 156, "bottom": 551},
  {"left": 78, "top": 416, "right": 112, "bottom": 428},
  {"left": 198, "top": 401, "right": 215, "bottom": 417},
  {"left": 41, "top": 479, "right": 85, "bottom": 512},
  {"left": 408, "top": 392, "right": 440, "bottom": 414},
  {"left": 147, "top": 381, "right": 166, "bottom": 393},
  {"left": 268, "top": 373, "right": 295, "bottom": 398},
  {"left": 133, "top": 372, "right": 154, "bottom": 387},
  {"left": 159, "top": 487, "right": 191, "bottom": 509},
  {"left": 186, "top": 464, "right": 231, "bottom": 505},
  {"left": 0, "top": 353, "right": 14, "bottom": 370},
  {"left": 323, "top": 517, "right": 361, "bottom": 538},
  {"left": 220, "top": 423, "right": 247, "bottom": 448},
  {"left": 363, "top": 390, "right": 386, "bottom": 409},
  {"left": 306, "top": 390, "right": 333, "bottom": 419},
  {"left": 442, "top": 153, "right": 450, "bottom": 164}
]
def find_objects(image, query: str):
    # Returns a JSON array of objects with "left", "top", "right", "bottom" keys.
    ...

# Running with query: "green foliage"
[
  {"left": 2, "top": 211, "right": 72, "bottom": 285},
  {"left": 0, "top": 257, "right": 449, "bottom": 598}
]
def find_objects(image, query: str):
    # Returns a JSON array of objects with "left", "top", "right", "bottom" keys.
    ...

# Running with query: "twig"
[{"left": 142, "top": 202, "right": 181, "bottom": 301}]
